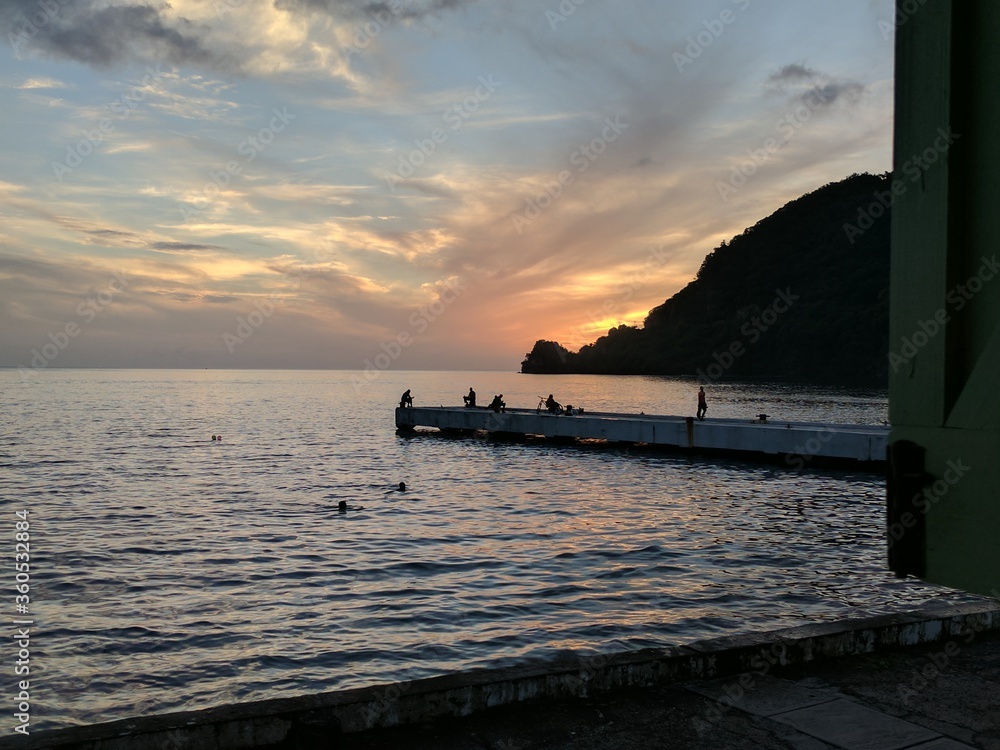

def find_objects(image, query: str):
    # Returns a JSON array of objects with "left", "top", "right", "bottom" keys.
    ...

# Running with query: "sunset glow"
[{"left": 0, "top": 0, "right": 895, "bottom": 371}]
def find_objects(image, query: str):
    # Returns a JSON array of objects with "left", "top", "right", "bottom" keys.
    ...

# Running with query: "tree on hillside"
[{"left": 520, "top": 340, "right": 573, "bottom": 373}]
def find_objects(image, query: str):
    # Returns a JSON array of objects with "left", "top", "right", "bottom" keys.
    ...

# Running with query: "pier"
[{"left": 395, "top": 406, "right": 888, "bottom": 467}]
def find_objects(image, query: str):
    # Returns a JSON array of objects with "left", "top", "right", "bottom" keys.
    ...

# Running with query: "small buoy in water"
[
  {"left": 338, "top": 500, "right": 348, "bottom": 512},
  {"left": 398, "top": 482, "right": 406, "bottom": 492},
  {"left": 217, "top": 435, "right": 222, "bottom": 441},
  {"left": 211, "top": 435, "right": 217, "bottom": 441}
]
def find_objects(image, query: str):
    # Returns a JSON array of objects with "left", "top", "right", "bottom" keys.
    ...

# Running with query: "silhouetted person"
[
  {"left": 545, "top": 394, "right": 561, "bottom": 414},
  {"left": 399, "top": 389, "right": 413, "bottom": 408},
  {"left": 338, "top": 500, "right": 365, "bottom": 512},
  {"left": 398, "top": 482, "right": 406, "bottom": 491},
  {"left": 463, "top": 387, "right": 476, "bottom": 407},
  {"left": 488, "top": 394, "right": 505, "bottom": 413},
  {"left": 697, "top": 387, "right": 707, "bottom": 420}
]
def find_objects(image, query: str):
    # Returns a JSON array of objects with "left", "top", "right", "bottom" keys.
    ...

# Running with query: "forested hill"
[{"left": 520, "top": 173, "right": 891, "bottom": 385}]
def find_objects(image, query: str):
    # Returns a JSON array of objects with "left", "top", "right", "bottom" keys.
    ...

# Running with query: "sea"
[{"left": 0, "top": 368, "right": 983, "bottom": 731}]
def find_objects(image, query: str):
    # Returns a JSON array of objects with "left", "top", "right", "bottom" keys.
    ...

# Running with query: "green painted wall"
[{"left": 890, "top": 0, "right": 1000, "bottom": 597}]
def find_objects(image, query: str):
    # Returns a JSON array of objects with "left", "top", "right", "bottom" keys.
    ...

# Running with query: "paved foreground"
[
  {"left": 15, "top": 605, "right": 999, "bottom": 750},
  {"left": 330, "top": 630, "right": 1000, "bottom": 750}
]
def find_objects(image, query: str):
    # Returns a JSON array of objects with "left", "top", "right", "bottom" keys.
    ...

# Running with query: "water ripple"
[{"left": 3, "top": 369, "right": 981, "bottom": 731}]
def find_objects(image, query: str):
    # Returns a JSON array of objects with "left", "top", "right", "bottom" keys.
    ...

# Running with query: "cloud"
[
  {"left": 1, "top": 1, "right": 234, "bottom": 70},
  {"left": 766, "top": 63, "right": 865, "bottom": 109},
  {"left": 767, "top": 63, "right": 819, "bottom": 83},
  {"left": 0, "top": 0, "right": 478, "bottom": 99},
  {"left": 0, "top": 251, "right": 86, "bottom": 290},
  {"left": 12, "top": 76, "right": 67, "bottom": 89},
  {"left": 148, "top": 241, "right": 227, "bottom": 254},
  {"left": 82, "top": 228, "right": 146, "bottom": 246},
  {"left": 808, "top": 81, "right": 865, "bottom": 106},
  {"left": 274, "top": 0, "right": 475, "bottom": 22},
  {"left": 0, "top": 1, "right": 896, "bottom": 371}
]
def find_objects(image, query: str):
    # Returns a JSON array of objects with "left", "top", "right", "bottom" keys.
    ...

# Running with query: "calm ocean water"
[{"left": 0, "top": 369, "right": 980, "bottom": 730}]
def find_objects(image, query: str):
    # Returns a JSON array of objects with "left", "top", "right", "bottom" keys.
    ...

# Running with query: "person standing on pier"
[{"left": 697, "top": 387, "right": 707, "bottom": 420}]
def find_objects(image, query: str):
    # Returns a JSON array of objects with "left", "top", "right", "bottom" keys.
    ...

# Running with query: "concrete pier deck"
[{"left": 395, "top": 406, "right": 888, "bottom": 467}]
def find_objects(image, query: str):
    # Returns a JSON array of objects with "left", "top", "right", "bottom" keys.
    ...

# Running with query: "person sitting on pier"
[
  {"left": 463, "top": 387, "right": 477, "bottom": 408},
  {"left": 399, "top": 389, "right": 413, "bottom": 408},
  {"left": 545, "top": 394, "right": 561, "bottom": 414},
  {"left": 488, "top": 394, "right": 506, "bottom": 413}
]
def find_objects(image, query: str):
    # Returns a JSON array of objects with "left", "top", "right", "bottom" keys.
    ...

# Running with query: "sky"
[{"left": 0, "top": 0, "right": 896, "bottom": 373}]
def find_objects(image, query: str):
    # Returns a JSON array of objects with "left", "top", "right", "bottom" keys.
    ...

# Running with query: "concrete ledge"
[{"left": 19, "top": 601, "right": 999, "bottom": 750}]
